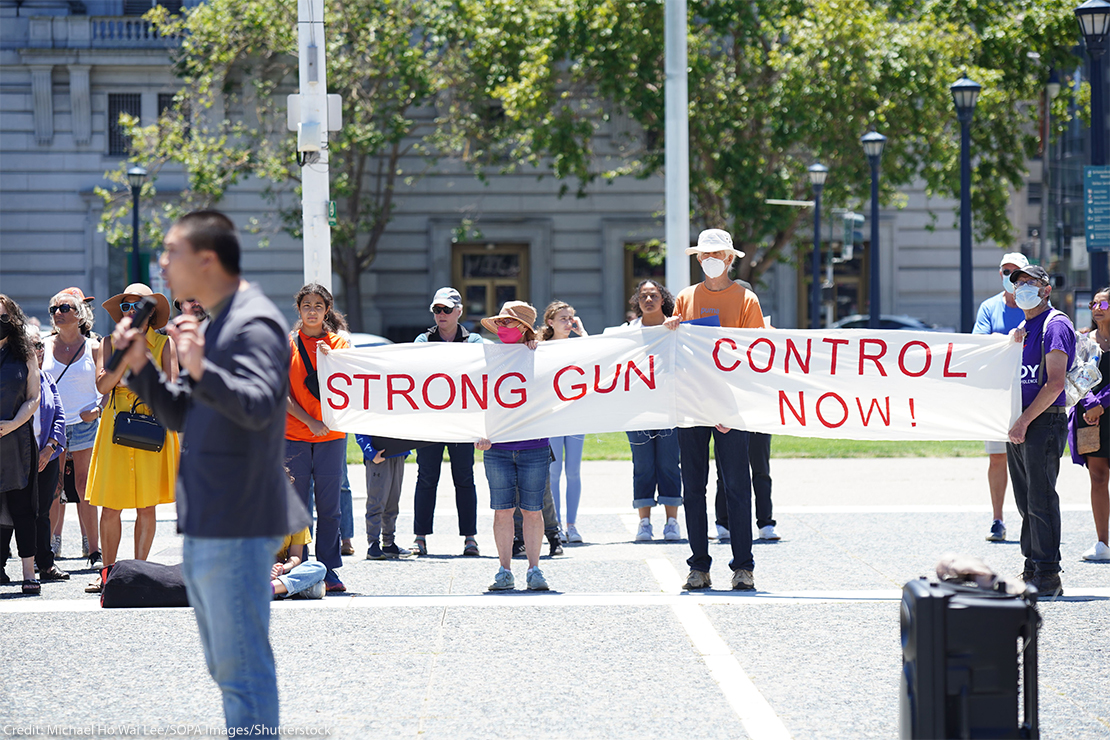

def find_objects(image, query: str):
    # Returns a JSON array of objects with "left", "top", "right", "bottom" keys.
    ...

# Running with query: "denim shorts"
[
  {"left": 65, "top": 419, "right": 99, "bottom": 452},
  {"left": 484, "top": 447, "right": 550, "bottom": 511}
]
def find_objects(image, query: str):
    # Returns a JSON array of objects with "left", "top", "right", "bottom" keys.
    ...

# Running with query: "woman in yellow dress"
[{"left": 85, "top": 284, "right": 179, "bottom": 592}]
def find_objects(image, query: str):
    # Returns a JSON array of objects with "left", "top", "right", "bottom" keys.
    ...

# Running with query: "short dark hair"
[{"left": 173, "top": 210, "right": 241, "bottom": 275}]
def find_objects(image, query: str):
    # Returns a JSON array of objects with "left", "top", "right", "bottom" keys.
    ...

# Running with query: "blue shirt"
[{"left": 973, "top": 292, "right": 1026, "bottom": 336}]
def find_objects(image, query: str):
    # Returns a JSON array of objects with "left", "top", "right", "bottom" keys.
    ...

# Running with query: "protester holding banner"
[
  {"left": 541, "top": 301, "right": 588, "bottom": 544},
  {"left": 1007, "top": 265, "right": 1074, "bottom": 597},
  {"left": 664, "top": 229, "right": 765, "bottom": 591},
  {"left": 973, "top": 253, "right": 1030, "bottom": 544},
  {"left": 1067, "top": 286, "right": 1110, "bottom": 562},
  {"left": 623, "top": 280, "right": 683, "bottom": 541},
  {"left": 285, "top": 283, "right": 350, "bottom": 593},
  {"left": 411, "top": 287, "right": 484, "bottom": 557},
  {"left": 475, "top": 301, "right": 551, "bottom": 591}
]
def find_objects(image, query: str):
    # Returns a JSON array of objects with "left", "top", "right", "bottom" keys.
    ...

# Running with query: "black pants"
[
  {"left": 1007, "top": 413, "right": 1067, "bottom": 576},
  {"left": 1, "top": 463, "right": 37, "bottom": 561},
  {"left": 715, "top": 432, "right": 775, "bottom": 529},
  {"left": 2, "top": 456, "right": 58, "bottom": 571}
]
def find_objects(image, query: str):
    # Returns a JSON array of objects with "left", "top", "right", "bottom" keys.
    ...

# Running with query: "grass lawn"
[{"left": 348, "top": 432, "right": 987, "bottom": 463}]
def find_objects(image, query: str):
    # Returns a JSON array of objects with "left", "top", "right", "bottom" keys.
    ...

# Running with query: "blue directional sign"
[{"left": 1084, "top": 166, "right": 1110, "bottom": 252}]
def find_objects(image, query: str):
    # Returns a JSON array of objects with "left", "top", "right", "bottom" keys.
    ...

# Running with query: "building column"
[
  {"left": 69, "top": 64, "right": 91, "bottom": 145},
  {"left": 29, "top": 65, "right": 54, "bottom": 145}
]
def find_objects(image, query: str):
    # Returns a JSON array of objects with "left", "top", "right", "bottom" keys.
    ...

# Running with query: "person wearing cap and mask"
[
  {"left": 411, "top": 287, "right": 485, "bottom": 557},
  {"left": 1008, "top": 264, "right": 1074, "bottom": 597},
  {"left": 663, "top": 228, "right": 766, "bottom": 592},
  {"left": 973, "top": 253, "right": 1032, "bottom": 544},
  {"left": 83, "top": 283, "right": 180, "bottom": 593}
]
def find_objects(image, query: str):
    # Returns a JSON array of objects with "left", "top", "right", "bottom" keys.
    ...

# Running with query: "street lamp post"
[
  {"left": 808, "top": 163, "right": 828, "bottom": 329},
  {"left": 861, "top": 131, "right": 886, "bottom": 330},
  {"left": 1043, "top": 70, "right": 1061, "bottom": 267},
  {"left": 951, "top": 76, "right": 981, "bottom": 334},
  {"left": 127, "top": 165, "right": 147, "bottom": 285},
  {"left": 1077, "top": 0, "right": 1110, "bottom": 288}
]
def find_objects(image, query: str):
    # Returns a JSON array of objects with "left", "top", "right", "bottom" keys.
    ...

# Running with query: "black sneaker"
[
  {"left": 547, "top": 534, "right": 563, "bottom": 557},
  {"left": 1029, "top": 572, "right": 1064, "bottom": 598},
  {"left": 366, "top": 542, "right": 385, "bottom": 560},
  {"left": 381, "top": 542, "right": 412, "bottom": 559},
  {"left": 511, "top": 540, "right": 526, "bottom": 559}
]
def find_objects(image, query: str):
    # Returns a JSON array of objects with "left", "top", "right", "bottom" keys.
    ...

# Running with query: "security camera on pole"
[{"left": 287, "top": 0, "right": 343, "bottom": 291}]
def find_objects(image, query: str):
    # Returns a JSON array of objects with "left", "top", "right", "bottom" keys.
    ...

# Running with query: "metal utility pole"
[
  {"left": 295, "top": 0, "right": 333, "bottom": 291},
  {"left": 664, "top": 0, "right": 690, "bottom": 291}
]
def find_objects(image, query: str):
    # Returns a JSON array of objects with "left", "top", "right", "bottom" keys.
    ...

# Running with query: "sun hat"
[
  {"left": 999, "top": 252, "right": 1029, "bottom": 269},
  {"left": 430, "top": 287, "right": 463, "bottom": 311},
  {"left": 480, "top": 301, "right": 537, "bottom": 336},
  {"left": 684, "top": 229, "right": 746, "bottom": 259},
  {"left": 102, "top": 283, "right": 171, "bottom": 329}
]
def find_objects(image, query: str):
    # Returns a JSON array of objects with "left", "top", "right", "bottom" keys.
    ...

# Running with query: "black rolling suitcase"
[{"left": 899, "top": 577, "right": 1041, "bottom": 739}]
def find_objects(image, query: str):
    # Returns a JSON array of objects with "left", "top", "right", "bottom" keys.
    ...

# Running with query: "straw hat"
[
  {"left": 102, "top": 283, "right": 171, "bottom": 329},
  {"left": 480, "top": 301, "right": 537, "bottom": 336}
]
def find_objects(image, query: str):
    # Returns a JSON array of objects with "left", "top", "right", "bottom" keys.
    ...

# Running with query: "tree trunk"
[{"left": 343, "top": 269, "right": 364, "bottom": 333}]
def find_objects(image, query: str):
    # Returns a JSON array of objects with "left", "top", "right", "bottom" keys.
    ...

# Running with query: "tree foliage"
[{"left": 446, "top": 0, "right": 1082, "bottom": 283}]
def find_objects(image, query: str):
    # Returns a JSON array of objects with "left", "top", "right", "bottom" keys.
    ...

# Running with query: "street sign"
[
  {"left": 327, "top": 200, "right": 337, "bottom": 227},
  {"left": 1084, "top": 166, "right": 1110, "bottom": 252}
]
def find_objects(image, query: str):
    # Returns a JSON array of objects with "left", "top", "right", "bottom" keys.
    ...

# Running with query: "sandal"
[
  {"left": 340, "top": 539, "right": 355, "bottom": 556},
  {"left": 22, "top": 579, "right": 41, "bottom": 596},
  {"left": 85, "top": 574, "right": 103, "bottom": 594},
  {"left": 463, "top": 538, "right": 480, "bottom": 557},
  {"left": 412, "top": 537, "right": 428, "bottom": 557}
]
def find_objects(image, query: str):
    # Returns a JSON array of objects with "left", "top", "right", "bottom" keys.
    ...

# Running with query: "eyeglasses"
[
  {"left": 173, "top": 298, "right": 197, "bottom": 311},
  {"left": 49, "top": 304, "right": 75, "bottom": 315},
  {"left": 432, "top": 305, "right": 456, "bottom": 315},
  {"left": 1091, "top": 300, "right": 1110, "bottom": 310},
  {"left": 119, "top": 301, "right": 143, "bottom": 313}
]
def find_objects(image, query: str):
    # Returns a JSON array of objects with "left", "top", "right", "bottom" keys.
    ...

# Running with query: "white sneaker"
[
  {"left": 715, "top": 525, "right": 730, "bottom": 540},
  {"left": 567, "top": 524, "right": 583, "bottom": 543},
  {"left": 51, "top": 534, "right": 62, "bottom": 557},
  {"left": 663, "top": 518, "right": 681, "bottom": 540},
  {"left": 81, "top": 536, "right": 89, "bottom": 559},
  {"left": 1083, "top": 541, "right": 1110, "bottom": 561},
  {"left": 758, "top": 525, "right": 780, "bottom": 541},
  {"left": 635, "top": 518, "right": 653, "bottom": 541}
]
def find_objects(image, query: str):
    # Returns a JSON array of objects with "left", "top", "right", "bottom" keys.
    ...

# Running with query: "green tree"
[
  {"left": 98, "top": 0, "right": 451, "bottom": 330},
  {"left": 444, "top": 0, "right": 1082, "bottom": 285}
]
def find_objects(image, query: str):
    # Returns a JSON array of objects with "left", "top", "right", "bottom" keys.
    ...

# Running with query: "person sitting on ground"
[{"left": 271, "top": 527, "right": 326, "bottom": 600}]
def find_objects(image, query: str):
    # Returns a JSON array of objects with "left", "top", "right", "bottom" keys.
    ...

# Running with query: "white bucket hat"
[{"left": 685, "top": 229, "right": 746, "bottom": 259}]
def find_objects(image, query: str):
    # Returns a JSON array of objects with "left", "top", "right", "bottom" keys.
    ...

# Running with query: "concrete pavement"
[{"left": 1, "top": 455, "right": 1107, "bottom": 738}]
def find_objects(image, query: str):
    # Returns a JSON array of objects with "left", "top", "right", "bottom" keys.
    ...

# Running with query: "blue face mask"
[{"left": 1014, "top": 284, "right": 1043, "bottom": 310}]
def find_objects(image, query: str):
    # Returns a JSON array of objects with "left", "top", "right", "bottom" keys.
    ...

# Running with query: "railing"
[{"left": 90, "top": 17, "right": 182, "bottom": 48}]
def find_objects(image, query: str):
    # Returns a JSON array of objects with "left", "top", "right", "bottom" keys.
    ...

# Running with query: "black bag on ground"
[{"left": 100, "top": 560, "right": 190, "bottom": 608}]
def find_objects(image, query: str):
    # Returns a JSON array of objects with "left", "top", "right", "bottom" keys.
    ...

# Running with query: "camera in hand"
[{"left": 105, "top": 296, "right": 158, "bottom": 373}]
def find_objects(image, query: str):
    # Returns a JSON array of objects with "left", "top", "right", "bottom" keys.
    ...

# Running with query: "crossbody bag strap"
[
  {"left": 295, "top": 334, "right": 321, "bottom": 400},
  {"left": 51, "top": 338, "right": 84, "bottom": 385}
]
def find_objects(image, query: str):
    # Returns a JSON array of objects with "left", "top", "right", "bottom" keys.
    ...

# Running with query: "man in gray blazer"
[{"left": 113, "top": 210, "right": 309, "bottom": 732}]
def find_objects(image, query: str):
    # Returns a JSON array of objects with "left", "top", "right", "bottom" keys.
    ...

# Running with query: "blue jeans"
[
  {"left": 339, "top": 455, "right": 354, "bottom": 540},
  {"left": 182, "top": 535, "right": 284, "bottom": 732},
  {"left": 414, "top": 443, "right": 478, "bottom": 537},
  {"left": 276, "top": 561, "right": 326, "bottom": 599},
  {"left": 549, "top": 435, "right": 585, "bottom": 525},
  {"left": 627, "top": 429, "right": 683, "bottom": 509},
  {"left": 679, "top": 426, "right": 753, "bottom": 573},
  {"left": 1007, "top": 413, "right": 1067, "bottom": 575},
  {"left": 285, "top": 438, "right": 346, "bottom": 572},
  {"left": 484, "top": 447, "right": 549, "bottom": 511}
]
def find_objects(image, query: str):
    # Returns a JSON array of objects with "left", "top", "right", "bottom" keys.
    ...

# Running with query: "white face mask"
[
  {"left": 1014, "top": 284, "right": 1043, "bottom": 310},
  {"left": 700, "top": 257, "right": 727, "bottom": 279},
  {"left": 1002, "top": 274, "right": 1016, "bottom": 294}
]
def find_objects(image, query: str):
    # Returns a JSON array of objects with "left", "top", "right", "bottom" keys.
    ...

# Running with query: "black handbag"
[{"left": 111, "top": 391, "right": 166, "bottom": 453}]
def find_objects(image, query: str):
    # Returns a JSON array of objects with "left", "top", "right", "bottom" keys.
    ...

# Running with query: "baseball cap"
[
  {"left": 999, "top": 252, "right": 1029, "bottom": 269},
  {"left": 59, "top": 287, "right": 95, "bottom": 303},
  {"left": 1009, "top": 265, "right": 1050, "bottom": 285},
  {"left": 430, "top": 287, "right": 462, "bottom": 311}
]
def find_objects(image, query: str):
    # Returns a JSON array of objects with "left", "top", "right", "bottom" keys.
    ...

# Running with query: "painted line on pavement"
[{"left": 656, "top": 558, "right": 792, "bottom": 740}]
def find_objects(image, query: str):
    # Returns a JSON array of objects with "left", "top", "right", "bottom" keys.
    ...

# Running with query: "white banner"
[{"left": 319, "top": 326, "right": 1021, "bottom": 443}]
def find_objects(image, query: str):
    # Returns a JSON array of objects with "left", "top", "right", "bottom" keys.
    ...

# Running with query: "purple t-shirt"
[
  {"left": 491, "top": 438, "right": 550, "bottom": 452},
  {"left": 1020, "top": 310, "right": 1075, "bottom": 409}
]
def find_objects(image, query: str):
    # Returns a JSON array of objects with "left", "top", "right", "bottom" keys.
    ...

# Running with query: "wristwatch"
[{"left": 47, "top": 440, "right": 58, "bottom": 452}]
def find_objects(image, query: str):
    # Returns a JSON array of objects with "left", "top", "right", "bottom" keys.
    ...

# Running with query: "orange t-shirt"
[
  {"left": 674, "top": 282, "right": 766, "bottom": 329},
  {"left": 285, "top": 330, "right": 349, "bottom": 443}
]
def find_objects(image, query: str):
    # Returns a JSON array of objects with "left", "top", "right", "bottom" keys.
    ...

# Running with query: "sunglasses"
[
  {"left": 432, "top": 305, "right": 456, "bottom": 315},
  {"left": 1001, "top": 268, "right": 1016, "bottom": 277},
  {"left": 119, "top": 301, "right": 144, "bottom": 313},
  {"left": 1090, "top": 300, "right": 1110, "bottom": 310},
  {"left": 173, "top": 298, "right": 196, "bottom": 310},
  {"left": 0, "top": 314, "right": 9, "bottom": 324},
  {"left": 49, "top": 304, "right": 75, "bottom": 315}
]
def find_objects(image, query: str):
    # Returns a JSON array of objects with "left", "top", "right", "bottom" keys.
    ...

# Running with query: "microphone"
[{"left": 105, "top": 296, "right": 158, "bottom": 373}]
